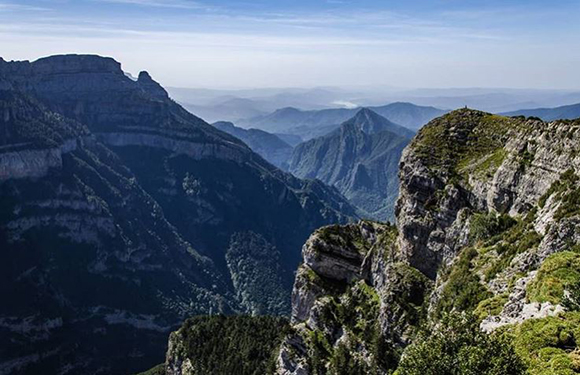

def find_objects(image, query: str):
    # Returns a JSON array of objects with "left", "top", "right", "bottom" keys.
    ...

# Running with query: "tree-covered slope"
[
  {"left": 289, "top": 109, "right": 411, "bottom": 221},
  {"left": 162, "top": 315, "right": 289, "bottom": 375}
]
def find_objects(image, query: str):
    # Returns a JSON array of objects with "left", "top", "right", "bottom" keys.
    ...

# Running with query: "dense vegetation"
[
  {"left": 396, "top": 313, "right": 525, "bottom": 375},
  {"left": 171, "top": 315, "right": 290, "bottom": 375}
]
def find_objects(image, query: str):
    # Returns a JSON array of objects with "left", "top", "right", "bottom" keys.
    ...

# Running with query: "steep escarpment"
[
  {"left": 0, "top": 55, "right": 357, "bottom": 374},
  {"left": 275, "top": 109, "right": 580, "bottom": 374},
  {"left": 289, "top": 109, "right": 411, "bottom": 221}
]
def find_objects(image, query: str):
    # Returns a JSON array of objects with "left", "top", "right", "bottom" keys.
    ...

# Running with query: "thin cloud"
[
  {"left": 0, "top": 2, "right": 50, "bottom": 11},
  {"left": 98, "top": 0, "right": 206, "bottom": 10}
]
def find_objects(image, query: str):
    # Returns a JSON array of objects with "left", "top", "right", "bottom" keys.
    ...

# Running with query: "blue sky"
[{"left": 0, "top": 0, "right": 579, "bottom": 89}]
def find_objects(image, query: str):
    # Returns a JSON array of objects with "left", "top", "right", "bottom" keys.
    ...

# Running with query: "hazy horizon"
[{"left": 1, "top": 0, "right": 579, "bottom": 91}]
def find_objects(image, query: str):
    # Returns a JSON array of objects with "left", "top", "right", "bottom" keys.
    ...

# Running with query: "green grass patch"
[
  {"left": 527, "top": 251, "right": 580, "bottom": 304},
  {"left": 511, "top": 312, "right": 580, "bottom": 375},
  {"left": 474, "top": 294, "right": 509, "bottom": 321}
]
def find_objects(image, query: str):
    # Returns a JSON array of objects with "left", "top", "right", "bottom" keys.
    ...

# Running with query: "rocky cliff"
[
  {"left": 0, "top": 55, "right": 357, "bottom": 375},
  {"left": 274, "top": 109, "right": 580, "bottom": 374}
]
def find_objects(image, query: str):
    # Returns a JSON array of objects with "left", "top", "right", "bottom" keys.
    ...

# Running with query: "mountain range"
[
  {"left": 288, "top": 108, "right": 412, "bottom": 221},
  {"left": 0, "top": 54, "right": 357, "bottom": 374},
  {"left": 237, "top": 102, "right": 443, "bottom": 140},
  {"left": 502, "top": 102, "right": 580, "bottom": 121}
]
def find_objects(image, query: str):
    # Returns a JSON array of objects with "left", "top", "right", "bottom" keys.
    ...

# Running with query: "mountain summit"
[{"left": 288, "top": 108, "right": 412, "bottom": 220}]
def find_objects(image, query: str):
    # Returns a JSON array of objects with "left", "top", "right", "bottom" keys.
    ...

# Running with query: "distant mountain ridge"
[
  {"left": 213, "top": 121, "right": 293, "bottom": 169},
  {"left": 502, "top": 102, "right": 580, "bottom": 121},
  {"left": 237, "top": 102, "right": 444, "bottom": 140},
  {"left": 288, "top": 108, "right": 411, "bottom": 220}
]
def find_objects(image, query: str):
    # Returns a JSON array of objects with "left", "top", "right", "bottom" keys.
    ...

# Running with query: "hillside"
[
  {"left": 213, "top": 121, "right": 293, "bottom": 169},
  {"left": 288, "top": 108, "right": 411, "bottom": 221},
  {"left": 0, "top": 54, "right": 357, "bottom": 374}
]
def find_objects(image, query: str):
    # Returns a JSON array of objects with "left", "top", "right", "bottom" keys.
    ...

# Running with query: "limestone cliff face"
[
  {"left": 276, "top": 221, "right": 431, "bottom": 374},
  {"left": 276, "top": 109, "right": 580, "bottom": 374},
  {"left": 395, "top": 109, "right": 573, "bottom": 278}
]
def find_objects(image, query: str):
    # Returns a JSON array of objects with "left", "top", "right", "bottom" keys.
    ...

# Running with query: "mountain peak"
[
  {"left": 274, "top": 107, "right": 301, "bottom": 114},
  {"left": 345, "top": 108, "right": 398, "bottom": 135},
  {"left": 137, "top": 70, "right": 168, "bottom": 99}
]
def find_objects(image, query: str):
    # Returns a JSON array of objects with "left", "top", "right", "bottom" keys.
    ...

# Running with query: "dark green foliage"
[
  {"left": 328, "top": 343, "right": 371, "bottom": 375},
  {"left": 178, "top": 315, "right": 289, "bottom": 375},
  {"left": 396, "top": 313, "right": 525, "bottom": 375},
  {"left": 225, "top": 232, "right": 290, "bottom": 315},
  {"left": 563, "top": 281, "right": 580, "bottom": 311},
  {"left": 519, "top": 148, "right": 535, "bottom": 170},
  {"left": 436, "top": 248, "right": 491, "bottom": 317},
  {"left": 0, "top": 91, "right": 89, "bottom": 149},
  {"left": 305, "top": 282, "right": 383, "bottom": 375},
  {"left": 470, "top": 212, "right": 516, "bottom": 243},
  {"left": 483, "top": 213, "right": 541, "bottom": 280}
]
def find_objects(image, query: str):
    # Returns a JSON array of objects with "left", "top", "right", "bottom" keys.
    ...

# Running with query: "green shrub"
[
  {"left": 474, "top": 294, "right": 509, "bottom": 321},
  {"left": 470, "top": 212, "right": 516, "bottom": 243},
  {"left": 177, "top": 315, "right": 289, "bottom": 375},
  {"left": 511, "top": 312, "right": 580, "bottom": 375},
  {"left": 527, "top": 251, "right": 580, "bottom": 304},
  {"left": 395, "top": 313, "right": 525, "bottom": 375},
  {"left": 436, "top": 248, "right": 491, "bottom": 317},
  {"left": 563, "top": 280, "right": 580, "bottom": 312}
]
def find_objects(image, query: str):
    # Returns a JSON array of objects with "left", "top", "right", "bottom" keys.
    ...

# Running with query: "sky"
[{"left": 0, "top": 0, "right": 579, "bottom": 89}]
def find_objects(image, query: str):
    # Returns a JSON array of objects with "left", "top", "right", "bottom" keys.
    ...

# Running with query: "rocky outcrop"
[
  {"left": 276, "top": 109, "right": 580, "bottom": 374},
  {"left": 0, "top": 147, "right": 63, "bottom": 180},
  {"left": 276, "top": 221, "right": 432, "bottom": 374}
]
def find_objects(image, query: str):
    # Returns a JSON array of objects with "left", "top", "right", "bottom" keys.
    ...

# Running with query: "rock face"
[
  {"left": 276, "top": 109, "right": 580, "bottom": 374},
  {"left": 213, "top": 121, "right": 294, "bottom": 169},
  {"left": 276, "top": 221, "right": 432, "bottom": 374},
  {"left": 0, "top": 54, "right": 358, "bottom": 374},
  {"left": 289, "top": 109, "right": 411, "bottom": 221}
]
